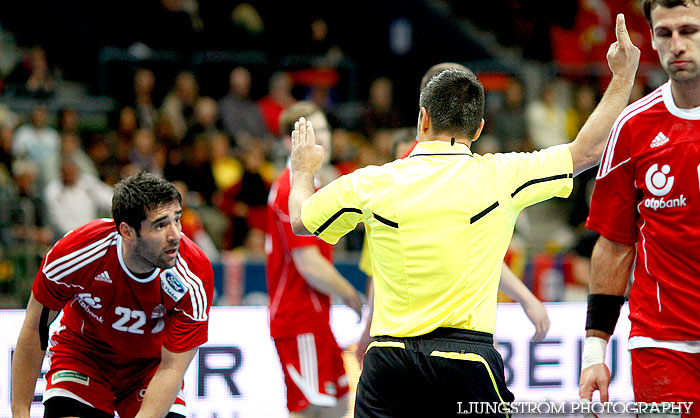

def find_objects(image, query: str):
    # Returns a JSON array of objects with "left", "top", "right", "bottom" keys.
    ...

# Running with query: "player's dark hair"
[
  {"left": 642, "top": 0, "right": 697, "bottom": 27},
  {"left": 419, "top": 69, "right": 484, "bottom": 139},
  {"left": 112, "top": 171, "right": 181, "bottom": 234},
  {"left": 279, "top": 101, "right": 321, "bottom": 138}
]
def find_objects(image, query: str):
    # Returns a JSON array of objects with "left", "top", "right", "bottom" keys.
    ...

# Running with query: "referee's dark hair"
[
  {"left": 419, "top": 69, "right": 484, "bottom": 140},
  {"left": 112, "top": 171, "right": 181, "bottom": 235}
]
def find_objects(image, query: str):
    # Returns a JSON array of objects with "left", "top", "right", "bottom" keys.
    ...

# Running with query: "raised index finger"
[{"left": 616, "top": 13, "right": 631, "bottom": 45}]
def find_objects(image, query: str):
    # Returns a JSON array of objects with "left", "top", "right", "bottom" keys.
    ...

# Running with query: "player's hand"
[
  {"left": 579, "top": 363, "right": 611, "bottom": 402},
  {"left": 607, "top": 14, "right": 640, "bottom": 80},
  {"left": 290, "top": 117, "right": 324, "bottom": 176},
  {"left": 521, "top": 297, "right": 550, "bottom": 342},
  {"left": 344, "top": 291, "right": 364, "bottom": 318}
]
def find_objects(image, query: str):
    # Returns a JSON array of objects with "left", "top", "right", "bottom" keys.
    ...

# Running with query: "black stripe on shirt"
[
  {"left": 313, "top": 208, "right": 363, "bottom": 235},
  {"left": 470, "top": 201, "right": 500, "bottom": 224},
  {"left": 373, "top": 213, "right": 399, "bottom": 228},
  {"left": 511, "top": 173, "right": 573, "bottom": 198},
  {"left": 470, "top": 173, "right": 572, "bottom": 224}
]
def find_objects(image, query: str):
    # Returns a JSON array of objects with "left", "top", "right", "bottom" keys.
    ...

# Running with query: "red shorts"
[
  {"left": 44, "top": 358, "right": 185, "bottom": 418},
  {"left": 631, "top": 347, "right": 700, "bottom": 417},
  {"left": 273, "top": 329, "right": 349, "bottom": 412}
]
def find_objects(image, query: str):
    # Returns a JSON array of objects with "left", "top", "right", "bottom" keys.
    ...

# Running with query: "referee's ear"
[
  {"left": 472, "top": 119, "right": 485, "bottom": 142},
  {"left": 418, "top": 107, "right": 430, "bottom": 135}
]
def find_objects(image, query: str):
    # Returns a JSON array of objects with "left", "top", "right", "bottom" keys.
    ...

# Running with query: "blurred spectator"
[
  {"left": 219, "top": 66, "right": 270, "bottom": 145},
  {"left": 161, "top": 71, "right": 200, "bottom": 140},
  {"left": 217, "top": 145, "right": 272, "bottom": 251},
  {"left": 374, "top": 128, "right": 397, "bottom": 164},
  {"left": 132, "top": 68, "right": 159, "bottom": 130},
  {"left": 258, "top": 71, "right": 296, "bottom": 137},
  {"left": 108, "top": 106, "right": 140, "bottom": 168},
  {"left": 172, "top": 180, "right": 221, "bottom": 263},
  {"left": 61, "top": 132, "right": 98, "bottom": 178},
  {"left": 44, "top": 156, "right": 113, "bottom": 237},
  {"left": 308, "top": 18, "right": 344, "bottom": 67},
  {"left": 57, "top": 107, "right": 80, "bottom": 136},
  {"left": 180, "top": 135, "right": 217, "bottom": 204},
  {"left": 230, "top": 3, "right": 266, "bottom": 49},
  {"left": 127, "top": 128, "right": 162, "bottom": 175},
  {"left": 0, "top": 124, "right": 15, "bottom": 175},
  {"left": 526, "top": 78, "right": 571, "bottom": 149},
  {"left": 6, "top": 45, "right": 56, "bottom": 99},
  {"left": 494, "top": 77, "right": 530, "bottom": 152},
  {"left": 12, "top": 105, "right": 60, "bottom": 190},
  {"left": 566, "top": 83, "right": 598, "bottom": 141},
  {"left": 184, "top": 96, "right": 223, "bottom": 145},
  {"left": 0, "top": 104, "right": 20, "bottom": 130},
  {"left": 330, "top": 127, "right": 360, "bottom": 175},
  {"left": 9, "top": 160, "right": 53, "bottom": 246},
  {"left": 86, "top": 135, "right": 120, "bottom": 186},
  {"left": 359, "top": 76, "right": 402, "bottom": 138},
  {"left": 209, "top": 131, "right": 243, "bottom": 192}
]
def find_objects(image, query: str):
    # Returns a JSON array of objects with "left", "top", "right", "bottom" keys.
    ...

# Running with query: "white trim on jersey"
[
  {"left": 43, "top": 232, "right": 119, "bottom": 284},
  {"left": 598, "top": 88, "right": 664, "bottom": 179},
  {"left": 175, "top": 254, "right": 208, "bottom": 321},
  {"left": 286, "top": 333, "right": 337, "bottom": 407},
  {"left": 43, "top": 388, "right": 96, "bottom": 407},
  {"left": 629, "top": 336, "right": 700, "bottom": 353},
  {"left": 662, "top": 80, "right": 700, "bottom": 120},
  {"left": 169, "top": 403, "right": 187, "bottom": 416},
  {"left": 115, "top": 235, "right": 160, "bottom": 283}
]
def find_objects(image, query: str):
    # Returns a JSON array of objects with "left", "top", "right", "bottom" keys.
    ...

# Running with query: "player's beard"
[{"left": 134, "top": 238, "right": 177, "bottom": 270}]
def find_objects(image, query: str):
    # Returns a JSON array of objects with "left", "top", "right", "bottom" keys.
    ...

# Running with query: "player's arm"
[
  {"left": 292, "top": 246, "right": 363, "bottom": 316},
  {"left": 579, "top": 235, "right": 635, "bottom": 402},
  {"left": 12, "top": 294, "right": 60, "bottom": 418},
  {"left": 290, "top": 117, "right": 324, "bottom": 236},
  {"left": 567, "top": 14, "right": 639, "bottom": 176},
  {"left": 134, "top": 346, "right": 198, "bottom": 418},
  {"left": 498, "top": 262, "right": 550, "bottom": 342}
]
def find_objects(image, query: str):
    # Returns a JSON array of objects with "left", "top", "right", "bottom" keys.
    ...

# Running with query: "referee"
[{"left": 288, "top": 14, "right": 639, "bottom": 417}]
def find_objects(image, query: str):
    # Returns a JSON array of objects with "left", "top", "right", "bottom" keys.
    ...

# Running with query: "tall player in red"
[
  {"left": 580, "top": 1, "right": 700, "bottom": 413},
  {"left": 267, "top": 101, "right": 363, "bottom": 418},
  {"left": 12, "top": 172, "right": 213, "bottom": 418}
]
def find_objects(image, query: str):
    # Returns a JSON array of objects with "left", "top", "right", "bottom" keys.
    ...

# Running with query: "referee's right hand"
[
  {"left": 291, "top": 116, "right": 324, "bottom": 176},
  {"left": 607, "top": 13, "right": 640, "bottom": 80}
]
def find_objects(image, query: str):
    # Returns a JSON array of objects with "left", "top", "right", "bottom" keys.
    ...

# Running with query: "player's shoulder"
[
  {"left": 177, "top": 234, "right": 213, "bottom": 275},
  {"left": 48, "top": 219, "right": 118, "bottom": 261},
  {"left": 617, "top": 84, "right": 666, "bottom": 126},
  {"left": 269, "top": 167, "right": 291, "bottom": 205}
]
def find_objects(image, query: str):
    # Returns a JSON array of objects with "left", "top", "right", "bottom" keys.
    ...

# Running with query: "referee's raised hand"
[
  {"left": 290, "top": 116, "right": 324, "bottom": 176},
  {"left": 607, "top": 13, "right": 640, "bottom": 80}
]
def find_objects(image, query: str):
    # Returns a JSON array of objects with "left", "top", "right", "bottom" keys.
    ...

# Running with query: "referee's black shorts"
[{"left": 355, "top": 328, "right": 515, "bottom": 418}]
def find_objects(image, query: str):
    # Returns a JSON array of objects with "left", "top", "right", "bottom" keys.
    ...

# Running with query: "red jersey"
[
  {"left": 587, "top": 81, "right": 700, "bottom": 341},
  {"left": 33, "top": 219, "right": 213, "bottom": 371},
  {"left": 266, "top": 167, "right": 333, "bottom": 339}
]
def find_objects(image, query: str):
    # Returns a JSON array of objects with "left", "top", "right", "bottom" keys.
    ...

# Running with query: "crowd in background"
[{"left": 0, "top": 0, "right": 657, "bottom": 308}]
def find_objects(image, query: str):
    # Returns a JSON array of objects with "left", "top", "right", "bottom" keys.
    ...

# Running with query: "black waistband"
[{"left": 376, "top": 327, "right": 493, "bottom": 345}]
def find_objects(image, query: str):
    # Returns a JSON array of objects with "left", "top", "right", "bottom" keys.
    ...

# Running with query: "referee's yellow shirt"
[{"left": 301, "top": 140, "right": 573, "bottom": 338}]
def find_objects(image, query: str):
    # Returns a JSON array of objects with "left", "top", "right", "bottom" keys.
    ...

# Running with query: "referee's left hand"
[{"left": 290, "top": 117, "right": 324, "bottom": 176}]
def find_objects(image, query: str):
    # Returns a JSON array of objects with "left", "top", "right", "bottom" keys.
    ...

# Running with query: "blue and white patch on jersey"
[{"left": 161, "top": 269, "right": 187, "bottom": 302}]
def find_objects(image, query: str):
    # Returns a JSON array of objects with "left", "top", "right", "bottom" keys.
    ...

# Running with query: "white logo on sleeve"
[
  {"left": 645, "top": 164, "right": 674, "bottom": 196},
  {"left": 161, "top": 270, "right": 187, "bottom": 302}
]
